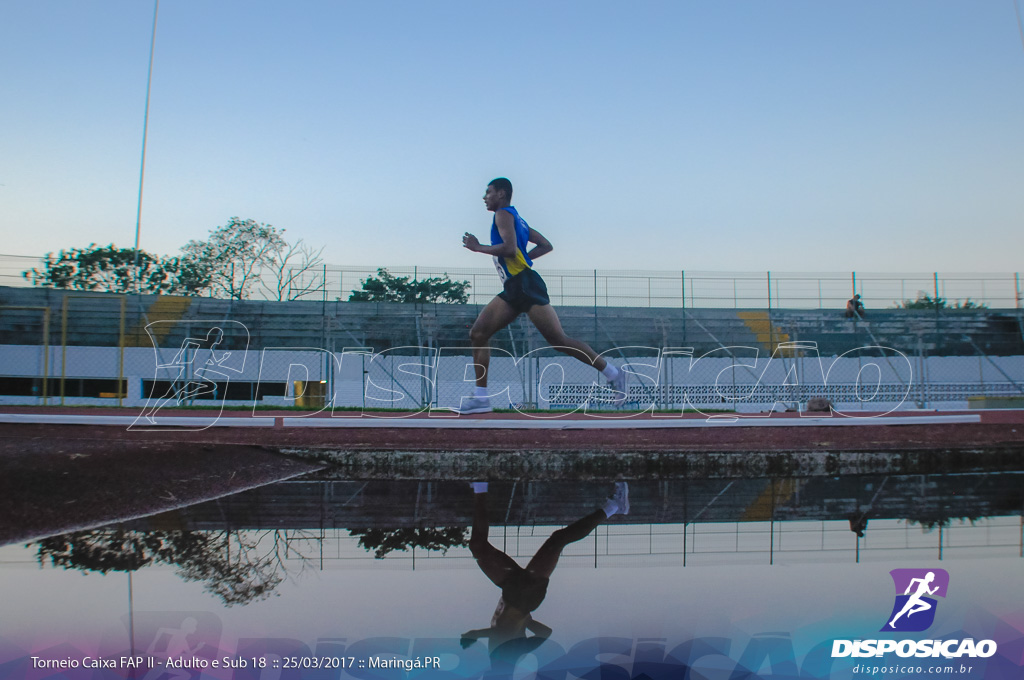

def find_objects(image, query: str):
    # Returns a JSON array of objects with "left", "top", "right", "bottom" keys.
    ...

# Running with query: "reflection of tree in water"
[
  {"left": 34, "top": 528, "right": 317, "bottom": 606},
  {"left": 349, "top": 527, "right": 468, "bottom": 559},
  {"left": 900, "top": 475, "right": 1022, "bottom": 532},
  {"left": 905, "top": 515, "right": 986, "bottom": 531}
]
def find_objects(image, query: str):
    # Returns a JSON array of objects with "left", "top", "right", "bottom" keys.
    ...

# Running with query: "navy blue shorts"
[
  {"left": 498, "top": 269, "right": 550, "bottom": 314},
  {"left": 499, "top": 568, "right": 550, "bottom": 613}
]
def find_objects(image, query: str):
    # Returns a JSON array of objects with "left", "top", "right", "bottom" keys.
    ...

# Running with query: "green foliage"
[
  {"left": 181, "top": 217, "right": 287, "bottom": 300},
  {"left": 895, "top": 292, "right": 988, "bottom": 310},
  {"left": 950, "top": 299, "right": 987, "bottom": 310},
  {"left": 349, "top": 526, "right": 469, "bottom": 558},
  {"left": 906, "top": 515, "right": 983, "bottom": 532},
  {"left": 348, "top": 268, "right": 471, "bottom": 303},
  {"left": 25, "top": 218, "right": 325, "bottom": 300},
  {"left": 36, "top": 528, "right": 283, "bottom": 606},
  {"left": 22, "top": 244, "right": 201, "bottom": 295},
  {"left": 897, "top": 293, "right": 945, "bottom": 309}
]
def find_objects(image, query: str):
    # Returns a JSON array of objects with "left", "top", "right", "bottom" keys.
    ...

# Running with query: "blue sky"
[{"left": 2, "top": 1, "right": 1023, "bottom": 273}]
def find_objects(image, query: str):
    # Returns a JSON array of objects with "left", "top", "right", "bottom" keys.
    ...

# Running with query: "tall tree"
[
  {"left": 896, "top": 293, "right": 987, "bottom": 310},
  {"left": 180, "top": 217, "right": 286, "bottom": 300},
  {"left": 22, "top": 244, "right": 201, "bottom": 295},
  {"left": 36, "top": 528, "right": 286, "bottom": 606},
  {"left": 261, "top": 238, "right": 326, "bottom": 301},
  {"left": 348, "top": 526, "right": 469, "bottom": 558},
  {"left": 348, "top": 268, "right": 471, "bottom": 303}
]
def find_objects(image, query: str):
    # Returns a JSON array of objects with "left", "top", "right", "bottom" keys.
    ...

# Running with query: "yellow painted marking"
[
  {"left": 126, "top": 295, "right": 193, "bottom": 347},
  {"left": 737, "top": 311, "right": 799, "bottom": 357},
  {"left": 741, "top": 478, "right": 801, "bottom": 521}
]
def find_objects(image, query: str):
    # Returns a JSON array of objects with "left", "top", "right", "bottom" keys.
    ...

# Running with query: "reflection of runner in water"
[
  {"left": 143, "top": 616, "right": 203, "bottom": 680},
  {"left": 461, "top": 482, "right": 630, "bottom": 662},
  {"left": 143, "top": 328, "right": 231, "bottom": 422},
  {"left": 889, "top": 572, "right": 939, "bottom": 628}
]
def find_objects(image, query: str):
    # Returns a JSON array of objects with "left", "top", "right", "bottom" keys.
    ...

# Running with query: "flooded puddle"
[{"left": 2, "top": 473, "right": 1022, "bottom": 679}]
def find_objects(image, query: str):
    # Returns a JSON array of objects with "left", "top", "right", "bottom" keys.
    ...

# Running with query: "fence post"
[
  {"left": 767, "top": 271, "right": 774, "bottom": 355},
  {"left": 60, "top": 297, "right": 68, "bottom": 406},
  {"left": 42, "top": 309, "right": 50, "bottom": 405},
  {"left": 681, "top": 270, "right": 687, "bottom": 343},
  {"left": 1016, "top": 272, "right": 1020, "bottom": 309},
  {"left": 118, "top": 295, "right": 125, "bottom": 407}
]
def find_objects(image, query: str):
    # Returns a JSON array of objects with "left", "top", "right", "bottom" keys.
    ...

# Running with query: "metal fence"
[
  {"left": 304, "top": 516, "right": 1024, "bottom": 568},
  {"left": 0, "top": 254, "right": 43, "bottom": 289},
  {"left": 4, "top": 253, "right": 1021, "bottom": 310},
  {"left": 2, "top": 292, "right": 1024, "bottom": 412},
  {"left": 328, "top": 266, "right": 1024, "bottom": 311},
  {"left": 3, "top": 334, "right": 1023, "bottom": 413}
]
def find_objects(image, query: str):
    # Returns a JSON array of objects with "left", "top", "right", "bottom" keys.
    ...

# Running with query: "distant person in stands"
[
  {"left": 848, "top": 515, "right": 868, "bottom": 538},
  {"left": 845, "top": 294, "right": 866, "bottom": 319},
  {"left": 461, "top": 481, "right": 630, "bottom": 670}
]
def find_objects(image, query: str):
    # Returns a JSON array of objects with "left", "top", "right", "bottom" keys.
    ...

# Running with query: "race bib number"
[{"left": 492, "top": 256, "right": 508, "bottom": 283}]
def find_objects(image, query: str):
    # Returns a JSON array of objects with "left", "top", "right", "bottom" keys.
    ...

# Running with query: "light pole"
[{"left": 132, "top": 0, "right": 160, "bottom": 294}]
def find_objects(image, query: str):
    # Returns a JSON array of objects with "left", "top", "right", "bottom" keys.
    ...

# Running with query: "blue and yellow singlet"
[{"left": 490, "top": 206, "right": 533, "bottom": 283}]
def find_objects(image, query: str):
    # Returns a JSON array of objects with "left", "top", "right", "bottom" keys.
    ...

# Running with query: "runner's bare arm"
[
  {"left": 460, "top": 627, "right": 494, "bottom": 647},
  {"left": 462, "top": 211, "right": 517, "bottom": 257},
  {"left": 526, "top": 617, "right": 552, "bottom": 638},
  {"left": 526, "top": 228, "right": 553, "bottom": 260}
]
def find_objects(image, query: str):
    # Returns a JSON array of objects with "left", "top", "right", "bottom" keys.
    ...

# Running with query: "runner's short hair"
[{"left": 488, "top": 177, "right": 513, "bottom": 199}]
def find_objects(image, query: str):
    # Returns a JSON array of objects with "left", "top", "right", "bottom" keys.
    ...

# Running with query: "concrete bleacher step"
[
  {"left": 1, "top": 285, "right": 1021, "bottom": 357},
  {"left": 124, "top": 295, "right": 194, "bottom": 347}
]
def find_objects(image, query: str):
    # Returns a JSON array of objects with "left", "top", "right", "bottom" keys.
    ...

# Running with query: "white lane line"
[
  {"left": 0, "top": 413, "right": 982, "bottom": 429},
  {"left": 281, "top": 414, "right": 981, "bottom": 429},
  {"left": 0, "top": 414, "right": 275, "bottom": 428}
]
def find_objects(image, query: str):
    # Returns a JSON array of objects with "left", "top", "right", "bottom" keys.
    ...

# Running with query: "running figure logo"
[
  {"left": 881, "top": 568, "right": 949, "bottom": 632},
  {"left": 131, "top": 320, "right": 249, "bottom": 431}
]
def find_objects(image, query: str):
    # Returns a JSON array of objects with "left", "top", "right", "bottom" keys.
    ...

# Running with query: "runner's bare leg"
[
  {"left": 469, "top": 297, "right": 520, "bottom": 388},
  {"left": 527, "top": 304, "right": 608, "bottom": 371},
  {"left": 525, "top": 509, "right": 607, "bottom": 579},
  {"left": 469, "top": 490, "right": 521, "bottom": 585}
]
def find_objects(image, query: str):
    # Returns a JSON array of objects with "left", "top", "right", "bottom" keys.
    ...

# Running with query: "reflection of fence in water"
[{"left": 269, "top": 516, "right": 1023, "bottom": 571}]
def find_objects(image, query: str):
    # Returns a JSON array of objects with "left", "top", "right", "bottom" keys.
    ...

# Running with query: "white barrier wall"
[{"left": 2, "top": 345, "right": 1022, "bottom": 412}]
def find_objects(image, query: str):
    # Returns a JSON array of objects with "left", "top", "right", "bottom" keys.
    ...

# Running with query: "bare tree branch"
[{"left": 261, "top": 239, "right": 326, "bottom": 301}]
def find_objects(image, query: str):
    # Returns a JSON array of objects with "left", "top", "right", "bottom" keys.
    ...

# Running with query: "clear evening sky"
[{"left": 2, "top": 1, "right": 1022, "bottom": 273}]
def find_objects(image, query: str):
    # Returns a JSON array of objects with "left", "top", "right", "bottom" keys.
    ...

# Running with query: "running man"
[
  {"left": 889, "top": 571, "right": 939, "bottom": 628},
  {"left": 459, "top": 177, "right": 626, "bottom": 414},
  {"left": 461, "top": 482, "right": 630, "bottom": 662}
]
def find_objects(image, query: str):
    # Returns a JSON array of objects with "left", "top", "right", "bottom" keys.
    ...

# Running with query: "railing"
[
  {"left": 330, "top": 266, "right": 1024, "bottom": 310},
  {"left": 5, "top": 253, "right": 1019, "bottom": 310}
]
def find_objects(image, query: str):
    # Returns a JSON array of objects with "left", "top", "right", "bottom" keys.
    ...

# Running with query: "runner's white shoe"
[
  {"left": 611, "top": 482, "right": 630, "bottom": 515},
  {"left": 456, "top": 396, "right": 493, "bottom": 415},
  {"left": 608, "top": 369, "right": 627, "bottom": 405}
]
